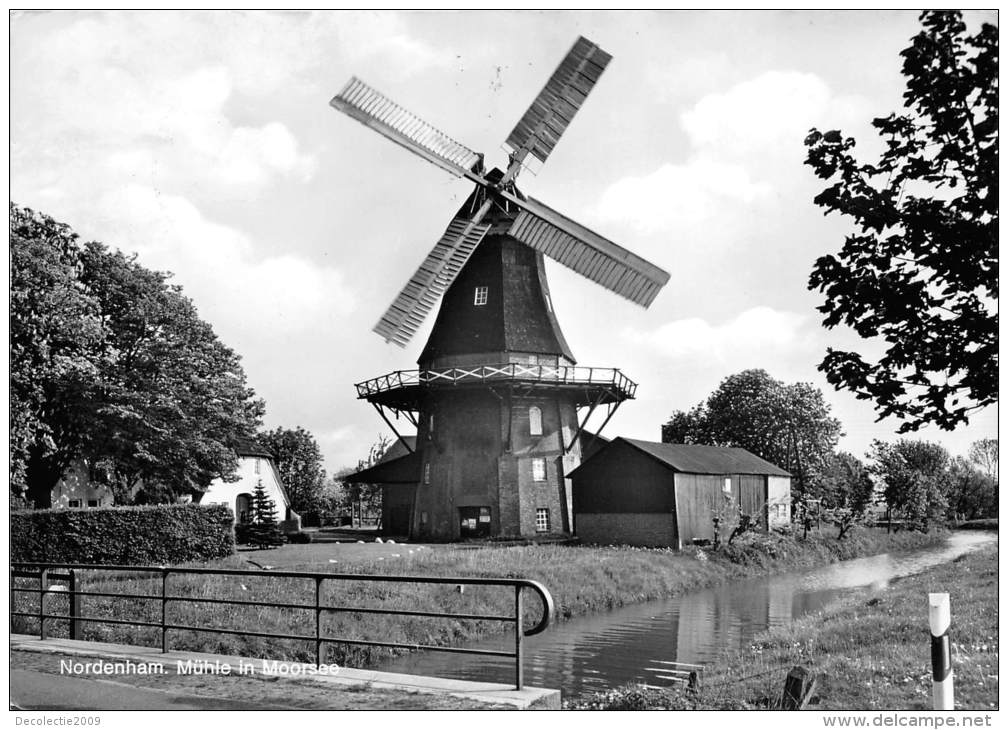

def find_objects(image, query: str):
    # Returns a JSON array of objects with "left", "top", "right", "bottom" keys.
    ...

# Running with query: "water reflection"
[{"left": 379, "top": 531, "right": 995, "bottom": 697}]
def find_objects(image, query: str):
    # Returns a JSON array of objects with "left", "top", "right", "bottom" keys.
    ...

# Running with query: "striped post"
[{"left": 928, "top": 592, "right": 954, "bottom": 710}]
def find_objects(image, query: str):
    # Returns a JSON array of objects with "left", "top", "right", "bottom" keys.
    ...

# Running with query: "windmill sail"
[
  {"left": 505, "top": 37, "right": 612, "bottom": 166},
  {"left": 331, "top": 77, "right": 484, "bottom": 178},
  {"left": 374, "top": 208, "right": 493, "bottom": 346},
  {"left": 506, "top": 195, "right": 670, "bottom": 308}
]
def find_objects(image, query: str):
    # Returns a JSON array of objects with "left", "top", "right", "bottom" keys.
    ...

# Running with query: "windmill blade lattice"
[
  {"left": 331, "top": 77, "right": 484, "bottom": 179},
  {"left": 506, "top": 195, "right": 670, "bottom": 308},
  {"left": 505, "top": 36, "right": 612, "bottom": 167},
  {"left": 374, "top": 210, "right": 494, "bottom": 346}
]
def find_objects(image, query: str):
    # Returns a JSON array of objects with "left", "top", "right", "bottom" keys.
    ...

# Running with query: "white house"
[
  {"left": 51, "top": 461, "right": 115, "bottom": 509},
  {"left": 50, "top": 440, "right": 296, "bottom": 531},
  {"left": 196, "top": 440, "right": 297, "bottom": 531}
]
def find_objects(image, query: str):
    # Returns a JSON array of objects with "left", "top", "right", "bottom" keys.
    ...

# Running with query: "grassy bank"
[
  {"left": 568, "top": 542, "right": 998, "bottom": 710},
  {"left": 13, "top": 527, "right": 946, "bottom": 671}
]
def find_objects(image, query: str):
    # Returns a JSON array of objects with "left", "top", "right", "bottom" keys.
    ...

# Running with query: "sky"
[{"left": 10, "top": 10, "right": 998, "bottom": 476}]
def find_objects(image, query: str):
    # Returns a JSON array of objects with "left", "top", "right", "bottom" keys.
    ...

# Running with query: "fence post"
[
  {"left": 38, "top": 569, "right": 49, "bottom": 640},
  {"left": 68, "top": 570, "right": 81, "bottom": 640},
  {"left": 514, "top": 585, "right": 524, "bottom": 691},
  {"left": 929, "top": 593, "right": 954, "bottom": 710},
  {"left": 161, "top": 569, "right": 169, "bottom": 653},
  {"left": 315, "top": 577, "right": 323, "bottom": 668},
  {"left": 781, "top": 666, "right": 816, "bottom": 709}
]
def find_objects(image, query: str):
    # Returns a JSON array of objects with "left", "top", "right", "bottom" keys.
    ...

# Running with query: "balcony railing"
[{"left": 355, "top": 363, "right": 637, "bottom": 400}]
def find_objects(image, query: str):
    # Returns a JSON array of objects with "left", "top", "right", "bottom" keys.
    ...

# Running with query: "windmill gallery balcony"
[{"left": 355, "top": 363, "right": 637, "bottom": 412}]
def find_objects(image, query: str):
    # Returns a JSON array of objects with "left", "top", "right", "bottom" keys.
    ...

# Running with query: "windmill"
[{"left": 333, "top": 37, "right": 670, "bottom": 540}]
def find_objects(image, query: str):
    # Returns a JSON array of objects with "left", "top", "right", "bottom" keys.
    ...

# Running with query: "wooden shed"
[{"left": 569, "top": 438, "right": 791, "bottom": 548}]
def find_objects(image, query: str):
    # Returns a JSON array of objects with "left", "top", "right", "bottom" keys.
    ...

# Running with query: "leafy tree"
[
  {"left": 967, "top": 437, "right": 998, "bottom": 485},
  {"left": 10, "top": 205, "right": 104, "bottom": 505},
  {"left": 334, "top": 434, "right": 391, "bottom": 524},
  {"left": 244, "top": 479, "right": 284, "bottom": 549},
  {"left": 804, "top": 11, "right": 997, "bottom": 433},
  {"left": 869, "top": 439, "right": 951, "bottom": 531},
  {"left": 945, "top": 455, "right": 997, "bottom": 521},
  {"left": 258, "top": 427, "right": 328, "bottom": 521},
  {"left": 819, "top": 451, "right": 876, "bottom": 513},
  {"left": 662, "top": 369, "right": 843, "bottom": 502},
  {"left": 9, "top": 203, "right": 264, "bottom": 507},
  {"left": 818, "top": 452, "right": 877, "bottom": 539}
]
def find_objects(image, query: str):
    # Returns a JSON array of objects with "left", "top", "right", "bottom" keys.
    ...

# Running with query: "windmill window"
[
  {"left": 536, "top": 508, "right": 549, "bottom": 533},
  {"left": 544, "top": 293, "right": 553, "bottom": 312},
  {"left": 532, "top": 457, "right": 547, "bottom": 482},
  {"left": 529, "top": 406, "right": 543, "bottom": 436},
  {"left": 424, "top": 462, "right": 431, "bottom": 484},
  {"left": 473, "top": 286, "right": 488, "bottom": 306}
]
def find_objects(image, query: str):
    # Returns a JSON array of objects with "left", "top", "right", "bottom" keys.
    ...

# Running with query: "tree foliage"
[
  {"left": 819, "top": 451, "right": 876, "bottom": 513},
  {"left": 804, "top": 11, "right": 997, "bottom": 432},
  {"left": 869, "top": 439, "right": 951, "bottom": 531},
  {"left": 967, "top": 437, "right": 998, "bottom": 484},
  {"left": 258, "top": 427, "right": 328, "bottom": 519},
  {"left": 244, "top": 479, "right": 284, "bottom": 549},
  {"left": 945, "top": 455, "right": 997, "bottom": 521},
  {"left": 10, "top": 204, "right": 264, "bottom": 506},
  {"left": 662, "top": 369, "right": 843, "bottom": 501}
]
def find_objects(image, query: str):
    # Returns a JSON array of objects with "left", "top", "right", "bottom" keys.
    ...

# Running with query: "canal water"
[{"left": 379, "top": 531, "right": 996, "bottom": 698}]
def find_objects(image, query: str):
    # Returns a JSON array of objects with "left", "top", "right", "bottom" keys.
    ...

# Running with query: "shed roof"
[
  {"left": 341, "top": 436, "right": 421, "bottom": 485},
  {"left": 570, "top": 437, "right": 791, "bottom": 477}
]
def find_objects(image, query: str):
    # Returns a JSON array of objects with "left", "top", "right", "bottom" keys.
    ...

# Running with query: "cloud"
[
  {"left": 626, "top": 306, "right": 812, "bottom": 361},
  {"left": 597, "top": 160, "right": 771, "bottom": 233},
  {"left": 593, "top": 70, "right": 869, "bottom": 233},
  {"left": 90, "top": 186, "right": 354, "bottom": 338},
  {"left": 681, "top": 70, "right": 869, "bottom": 167}
]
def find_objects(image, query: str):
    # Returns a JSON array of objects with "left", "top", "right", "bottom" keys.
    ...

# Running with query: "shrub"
[
  {"left": 11, "top": 504, "right": 235, "bottom": 565},
  {"left": 286, "top": 531, "right": 313, "bottom": 544}
]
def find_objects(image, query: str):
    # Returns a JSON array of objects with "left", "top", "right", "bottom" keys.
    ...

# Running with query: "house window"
[
  {"left": 536, "top": 508, "right": 549, "bottom": 533},
  {"left": 420, "top": 511, "right": 429, "bottom": 525},
  {"left": 424, "top": 462, "right": 431, "bottom": 484},
  {"left": 723, "top": 477, "right": 732, "bottom": 495},
  {"left": 68, "top": 499, "right": 81, "bottom": 508},
  {"left": 473, "top": 286, "right": 488, "bottom": 306},
  {"left": 87, "top": 499, "right": 98, "bottom": 508},
  {"left": 529, "top": 406, "right": 543, "bottom": 436},
  {"left": 544, "top": 293, "right": 553, "bottom": 312},
  {"left": 254, "top": 458, "right": 261, "bottom": 475},
  {"left": 532, "top": 458, "right": 547, "bottom": 482}
]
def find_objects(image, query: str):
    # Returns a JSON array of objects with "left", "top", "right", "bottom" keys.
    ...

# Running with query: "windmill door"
[{"left": 459, "top": 507, "right": 491, "bottom": 537}]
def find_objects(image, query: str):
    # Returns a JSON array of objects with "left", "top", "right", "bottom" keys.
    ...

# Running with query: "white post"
[{"left": 928, "top": 592, "right": 954, "bottom": 710}]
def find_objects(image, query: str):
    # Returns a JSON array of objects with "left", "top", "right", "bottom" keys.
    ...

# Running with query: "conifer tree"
[{"left": 247, "top": 479, "right": 284, "bottom": 549}]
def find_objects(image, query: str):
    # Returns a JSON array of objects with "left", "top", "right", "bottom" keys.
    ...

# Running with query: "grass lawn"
[
  {"left": 13, "top": 527, "right": 949, "bottom": 673},
  {"left": 567, "top": 542, "right": 999, "bottom": 710},
  {"left": 11, "top": 649, "right": 512, "bottom": 710}
]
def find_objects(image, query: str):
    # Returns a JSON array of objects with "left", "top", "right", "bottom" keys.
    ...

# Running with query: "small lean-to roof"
[
  {"left": 570, "top": 437, "right": 791, "bottom": 478},
  {"left": 342, "top": 436, "right": 421, "bottom": 485}
]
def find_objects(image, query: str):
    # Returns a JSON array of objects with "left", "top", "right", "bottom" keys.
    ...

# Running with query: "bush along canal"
[{"left": 379, "top": 530, "right": 995, "bottom": 705}]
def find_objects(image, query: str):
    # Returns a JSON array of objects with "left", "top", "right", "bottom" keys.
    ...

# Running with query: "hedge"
[{"left": 11, "top": 504, "right": 236, "bottom": 565}]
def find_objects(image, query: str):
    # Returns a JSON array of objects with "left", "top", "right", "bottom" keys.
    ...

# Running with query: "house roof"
[
  {"left": 342, "top": 436, "right": 421, "bottom": 485},
  {"left": 234, "top": 438, "right": 274, "bottom": 459},
  {"left": 570, "top": 437, "right": 791, "bottom": 478}
]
